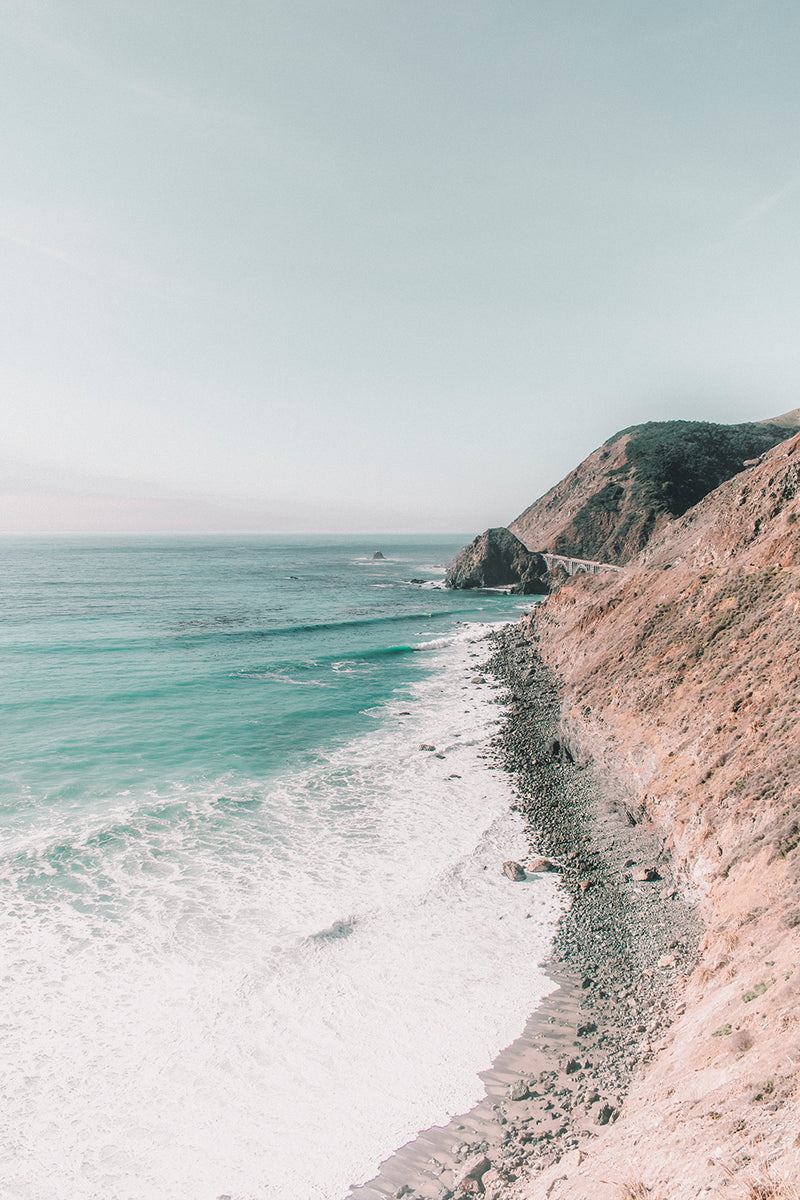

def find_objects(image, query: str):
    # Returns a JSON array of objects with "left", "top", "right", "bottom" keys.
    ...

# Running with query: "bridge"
[{"left": 542, "top": 552, "right": 622, "bottom": 576}]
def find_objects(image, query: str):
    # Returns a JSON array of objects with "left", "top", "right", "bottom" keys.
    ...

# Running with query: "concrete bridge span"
[{"left": 542, "top": 552, "right": 622, "bottom": 576}]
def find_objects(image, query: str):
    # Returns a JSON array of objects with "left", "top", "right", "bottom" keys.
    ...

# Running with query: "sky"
[{"left": 2, "top": 0, "right": 800, "bottom": 533}]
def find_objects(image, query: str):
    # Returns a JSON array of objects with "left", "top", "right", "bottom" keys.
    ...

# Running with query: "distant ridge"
[
  {"left": 509, "top": 417, "right": 798, "bottom": 565},
  {"left": 758, "top": 406, "right": 800, "bottom": 428}
]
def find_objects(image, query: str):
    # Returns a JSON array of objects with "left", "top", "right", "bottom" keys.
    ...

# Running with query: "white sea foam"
[{"left": 0, "top": 623, "right": 562, "bottom": 1200}]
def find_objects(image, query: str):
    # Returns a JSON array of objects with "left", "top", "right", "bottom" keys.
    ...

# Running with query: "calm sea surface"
[{"left": 0, "top": 535, "right": 561, "bottom": 1200}]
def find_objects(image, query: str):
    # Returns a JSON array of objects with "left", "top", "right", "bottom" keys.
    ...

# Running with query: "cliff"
[
  {"left": 509, "top": 415, "right": 800, "bottom": 566},
  {"left": 513, "top": 431, "right": 800, "bottom": 1197}
]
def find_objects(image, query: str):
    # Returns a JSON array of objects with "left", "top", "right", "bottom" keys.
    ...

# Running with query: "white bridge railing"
[{"left": 542, "top": 552, "right": 622, "bottom": 576}]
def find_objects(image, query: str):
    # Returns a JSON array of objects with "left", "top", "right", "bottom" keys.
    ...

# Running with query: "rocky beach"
[
  {"left": 352, "top": 424, "right": 800, "bottom": 1200},
  {"left": 348, "top": 622, "right": 701, "bottom": 1200}
]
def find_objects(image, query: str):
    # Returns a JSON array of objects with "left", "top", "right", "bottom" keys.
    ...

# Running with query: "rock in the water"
[
  {"left": 372, "top": 550, "right": 385, "bottom": 559},
  {"left": 502, "top": 860, "right": 527, "bottom": 881},
  {"left": 418, "top": 744, "right": 436, "bottom": 752},
  {"left": 527, "top": 856, "right": 560, "bottom": 872},
  {"left": 444, "top": 527, "right": 549, "bottom": 591}
]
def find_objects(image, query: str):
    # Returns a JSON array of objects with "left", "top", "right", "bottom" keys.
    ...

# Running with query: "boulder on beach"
[
  {"left": 455, "top": 1154, "right": 492, "bottom": 1188},
  {"left": 481, "top": 1169, "right": 505, "bottom": 1200},
  {"left": 444, "top": 527, "right": 549, "bottom": 591},
  {"left": 528, "top": 856, "right": 560, "bottom": 872},
  {"left": 502, "top": 860, "right": 527, "bottom": 881}
]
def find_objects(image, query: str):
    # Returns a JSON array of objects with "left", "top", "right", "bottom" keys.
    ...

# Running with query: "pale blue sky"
[{"left": 2, "top": 0, "right": 799, "bottom": 532}]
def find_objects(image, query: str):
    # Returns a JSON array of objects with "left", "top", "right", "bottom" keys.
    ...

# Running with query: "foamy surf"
[
  {"left": 0, "top": 537, "right": 556, "bottom": 1200},
  {"left": 0, "top": 622, "right": 561, "bottom": 1200}
]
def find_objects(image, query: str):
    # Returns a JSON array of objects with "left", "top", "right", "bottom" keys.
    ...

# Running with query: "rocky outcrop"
[
  {"left": 445, "top": 527, "right": 548, "bottom": 591},
  {"left": 509, "top": 416, "right": 800, "bottom": 566}
]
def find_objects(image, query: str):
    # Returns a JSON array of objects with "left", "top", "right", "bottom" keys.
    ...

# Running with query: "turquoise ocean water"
[{"left": 0, "top": 535, "right": 561, "bottom": 1200}]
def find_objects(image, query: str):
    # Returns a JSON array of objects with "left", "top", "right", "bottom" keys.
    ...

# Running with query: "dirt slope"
[{"left": 513, "top": 433, "right": 800, "bottom": 1198}]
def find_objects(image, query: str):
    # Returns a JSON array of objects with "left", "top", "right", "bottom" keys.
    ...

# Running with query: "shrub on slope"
[
  {"left": 618, "top": 418, "right": 794, "bottom": 518},
  {"left": 510, "top": 417, "right": 797, "bottom": 565}
]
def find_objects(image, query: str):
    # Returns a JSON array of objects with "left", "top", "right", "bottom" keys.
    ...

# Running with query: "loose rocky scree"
[{"left": 347, "top": 627, "right": 701, "bottom": 1200}]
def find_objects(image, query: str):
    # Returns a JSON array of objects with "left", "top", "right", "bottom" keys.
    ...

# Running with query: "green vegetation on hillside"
[
  {"left": 612, "top": 420, "right": 794, "bottom": 518},
  {"left": 512, "top": 416, "right": 798, "bottom": 566}
]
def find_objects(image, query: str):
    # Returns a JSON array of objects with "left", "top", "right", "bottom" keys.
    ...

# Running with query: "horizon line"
[{"left": 0, "top": 528, "right": 476, "bottom": 538}]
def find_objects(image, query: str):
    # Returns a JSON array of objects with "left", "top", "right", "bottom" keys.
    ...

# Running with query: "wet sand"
[
  {"left": 346, "top": 622, "right": 702, "bottom": 1200},
  {"left": 345, "top": 967, "right": 581, "bottom": 1200}
]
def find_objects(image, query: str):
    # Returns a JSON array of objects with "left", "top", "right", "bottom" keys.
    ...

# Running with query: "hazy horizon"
[{"left": 3, "top": 1, "right": 799, "bottom": 533}]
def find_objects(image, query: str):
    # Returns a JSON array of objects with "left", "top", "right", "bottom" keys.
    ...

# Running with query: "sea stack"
[{"left": 445, "top": 527, "right": 548, "bottom": 592}]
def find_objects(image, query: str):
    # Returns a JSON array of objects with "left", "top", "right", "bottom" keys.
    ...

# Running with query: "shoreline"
[
  {"left": 347, "top": 620, "right": 702, "bottom": 1200},
  {"left": 344, "top": 965, "right": 582, "bottom": 1200}
]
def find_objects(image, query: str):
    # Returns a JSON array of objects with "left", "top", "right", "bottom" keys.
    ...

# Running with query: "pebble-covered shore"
[{"left": 348, "top": 622, "right": 702, "bottom": 1200}]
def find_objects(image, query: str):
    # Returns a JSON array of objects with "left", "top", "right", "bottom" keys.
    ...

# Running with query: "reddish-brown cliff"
[{"left": 513, "top": 433, "right": 800, "bottom": 1197}]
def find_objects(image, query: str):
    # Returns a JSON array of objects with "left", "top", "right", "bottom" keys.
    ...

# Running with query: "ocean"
[{"left": 0, "top": 534, "right": 562, "bottom": 1200}]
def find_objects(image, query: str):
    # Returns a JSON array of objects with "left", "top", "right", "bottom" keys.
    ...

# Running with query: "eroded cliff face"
[
  {"left": 516, "top": 433, "right": 800, "bottom": 1197},
  {"left": 508, "top": 434, "right": 652, "bottom": 563}
]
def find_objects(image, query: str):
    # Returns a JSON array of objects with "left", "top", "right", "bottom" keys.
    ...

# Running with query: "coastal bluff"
[
  {"left": 348, "top": 424, "right": 800, "bottom": 1200},
  {"left": 504, "top": 430, "right": 800, "bottom": 1198}
]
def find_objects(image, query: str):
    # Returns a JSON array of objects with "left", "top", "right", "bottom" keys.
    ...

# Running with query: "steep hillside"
[
  {"left": 509, "top": 416, "right": 799, "bottom": 565},
  {"left": 512, "top": 432, "right": 800, "bottom": 1197}
]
